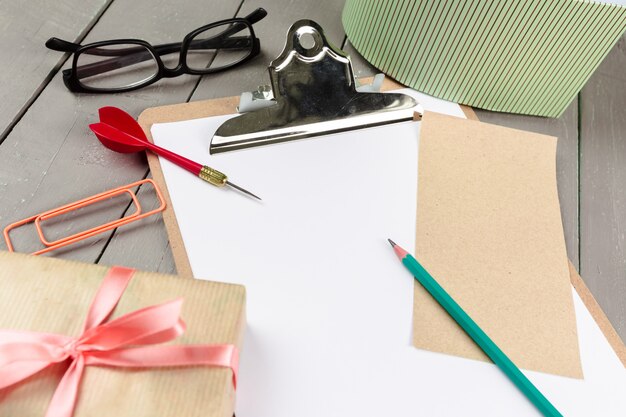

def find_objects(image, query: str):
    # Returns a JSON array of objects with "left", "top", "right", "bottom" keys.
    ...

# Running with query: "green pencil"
[{"left": 388, "top": 239, "right": 562, "bottom": 417}]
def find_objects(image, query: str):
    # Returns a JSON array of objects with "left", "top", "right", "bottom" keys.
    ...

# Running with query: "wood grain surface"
[
  {"left": 580, "top": 35, "right": 626, "bottom": 340},
  {"left": 0, "top": 0, "right": 624, "bottom": 343},
  {"left": 0, "top": 0, "right": 112, "bottom": 141}
]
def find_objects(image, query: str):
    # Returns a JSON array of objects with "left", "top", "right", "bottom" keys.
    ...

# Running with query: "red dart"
[{"left": 89, "top": 107, "right": 261, "bottom": 200}]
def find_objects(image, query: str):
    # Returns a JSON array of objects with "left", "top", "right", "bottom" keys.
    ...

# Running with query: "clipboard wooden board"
[{"left": 137, "top": 77, "right": 626, "bottom": 369}]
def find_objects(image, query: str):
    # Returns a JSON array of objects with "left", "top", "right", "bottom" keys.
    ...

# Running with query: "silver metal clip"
[
  {"left": 237, "top": 73, "right": 389, "bottom": 113},
  {"left": 210, "top": 19, "right": 420, "bottom": 154}
]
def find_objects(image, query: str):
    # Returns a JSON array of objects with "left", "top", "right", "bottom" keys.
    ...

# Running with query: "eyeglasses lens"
[
  {"left": 186, "top": 22, "right": 253, "bottom": 72},
  {"left": 76, "top": 44, "right": 159, "bottom": 90}
]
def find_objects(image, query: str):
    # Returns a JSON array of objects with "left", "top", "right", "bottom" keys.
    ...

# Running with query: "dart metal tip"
[{"left": 226, "top": 180, "right": 262, "bottom": 201}]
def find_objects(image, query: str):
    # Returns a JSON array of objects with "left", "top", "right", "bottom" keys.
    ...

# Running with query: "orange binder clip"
[{"left": 3, "top": 179, "right": 166, "bottom": 255}]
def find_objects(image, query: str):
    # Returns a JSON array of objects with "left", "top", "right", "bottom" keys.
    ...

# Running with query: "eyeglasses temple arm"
[
  {"left": 45, "top": 37, "right": 81, "bottom": 53},
  {"left": 244, "top": 8, "right": 267, "bottom": 24}
]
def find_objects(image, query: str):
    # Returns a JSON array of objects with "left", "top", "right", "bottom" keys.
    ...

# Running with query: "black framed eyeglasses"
[{"left": 45, "top": 8, "right": 267, "bottom": 93}]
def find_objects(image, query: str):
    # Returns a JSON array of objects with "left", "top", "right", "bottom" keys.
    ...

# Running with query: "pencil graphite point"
[{"left": 388, "top": 238, "right": 409, "bottom": 260}]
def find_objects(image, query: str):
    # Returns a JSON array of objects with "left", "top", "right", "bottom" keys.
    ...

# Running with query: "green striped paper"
[{"left": 342, "top": 0, "right": 626, "bottom": 117}]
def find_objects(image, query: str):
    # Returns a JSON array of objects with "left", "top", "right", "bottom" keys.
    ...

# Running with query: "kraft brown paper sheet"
[
  {"left": 413, "top": 112, "right": 583, "bottom": 379},
  {"left": 0, "top": 251, "right": 246, "bottom": 417}
]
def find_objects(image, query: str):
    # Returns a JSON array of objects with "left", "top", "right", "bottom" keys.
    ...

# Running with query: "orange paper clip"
[{"left": 3, "top": 179, "right": 166, "bottom": 255}]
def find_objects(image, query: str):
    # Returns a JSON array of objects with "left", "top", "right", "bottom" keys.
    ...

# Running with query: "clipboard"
[{"left": 137, "top": 77, "right": 626, "bottom": 369}]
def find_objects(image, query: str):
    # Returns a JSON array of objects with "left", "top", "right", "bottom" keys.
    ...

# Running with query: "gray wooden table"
[{"left": 0, "top": 0, "right": 624, "bottom": 343}]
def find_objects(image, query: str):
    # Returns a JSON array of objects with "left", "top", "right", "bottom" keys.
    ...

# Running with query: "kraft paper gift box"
[{"left": 0, "top": 251, "right": 246, "bottom": 417}]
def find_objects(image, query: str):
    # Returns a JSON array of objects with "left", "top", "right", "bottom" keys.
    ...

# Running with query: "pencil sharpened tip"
[{"left": 388, "top": 239, "right": 409, "bottom": 260}]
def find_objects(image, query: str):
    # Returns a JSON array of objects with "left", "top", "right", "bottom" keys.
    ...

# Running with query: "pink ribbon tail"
[{"left": 45, "top": 355, "right": 85, "bottom": 417}]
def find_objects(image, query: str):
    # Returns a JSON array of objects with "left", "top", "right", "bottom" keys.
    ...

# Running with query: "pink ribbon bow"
[{"left": 0, "top": 267, "right": 238, "bottom": 417}]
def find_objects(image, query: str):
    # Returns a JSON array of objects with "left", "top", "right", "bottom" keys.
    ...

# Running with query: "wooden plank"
[
  {"left": 473, "top": 102, "right": 580, "bottom": 268},
  {"left": 0, "top": 0, "right": 112, "bottom": 141},
  {"left": 0, "top": 0, "right": 242, "bottom": 270},
  {"left": 580, "top": 34, "right": 626, "bottom": 342}
]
